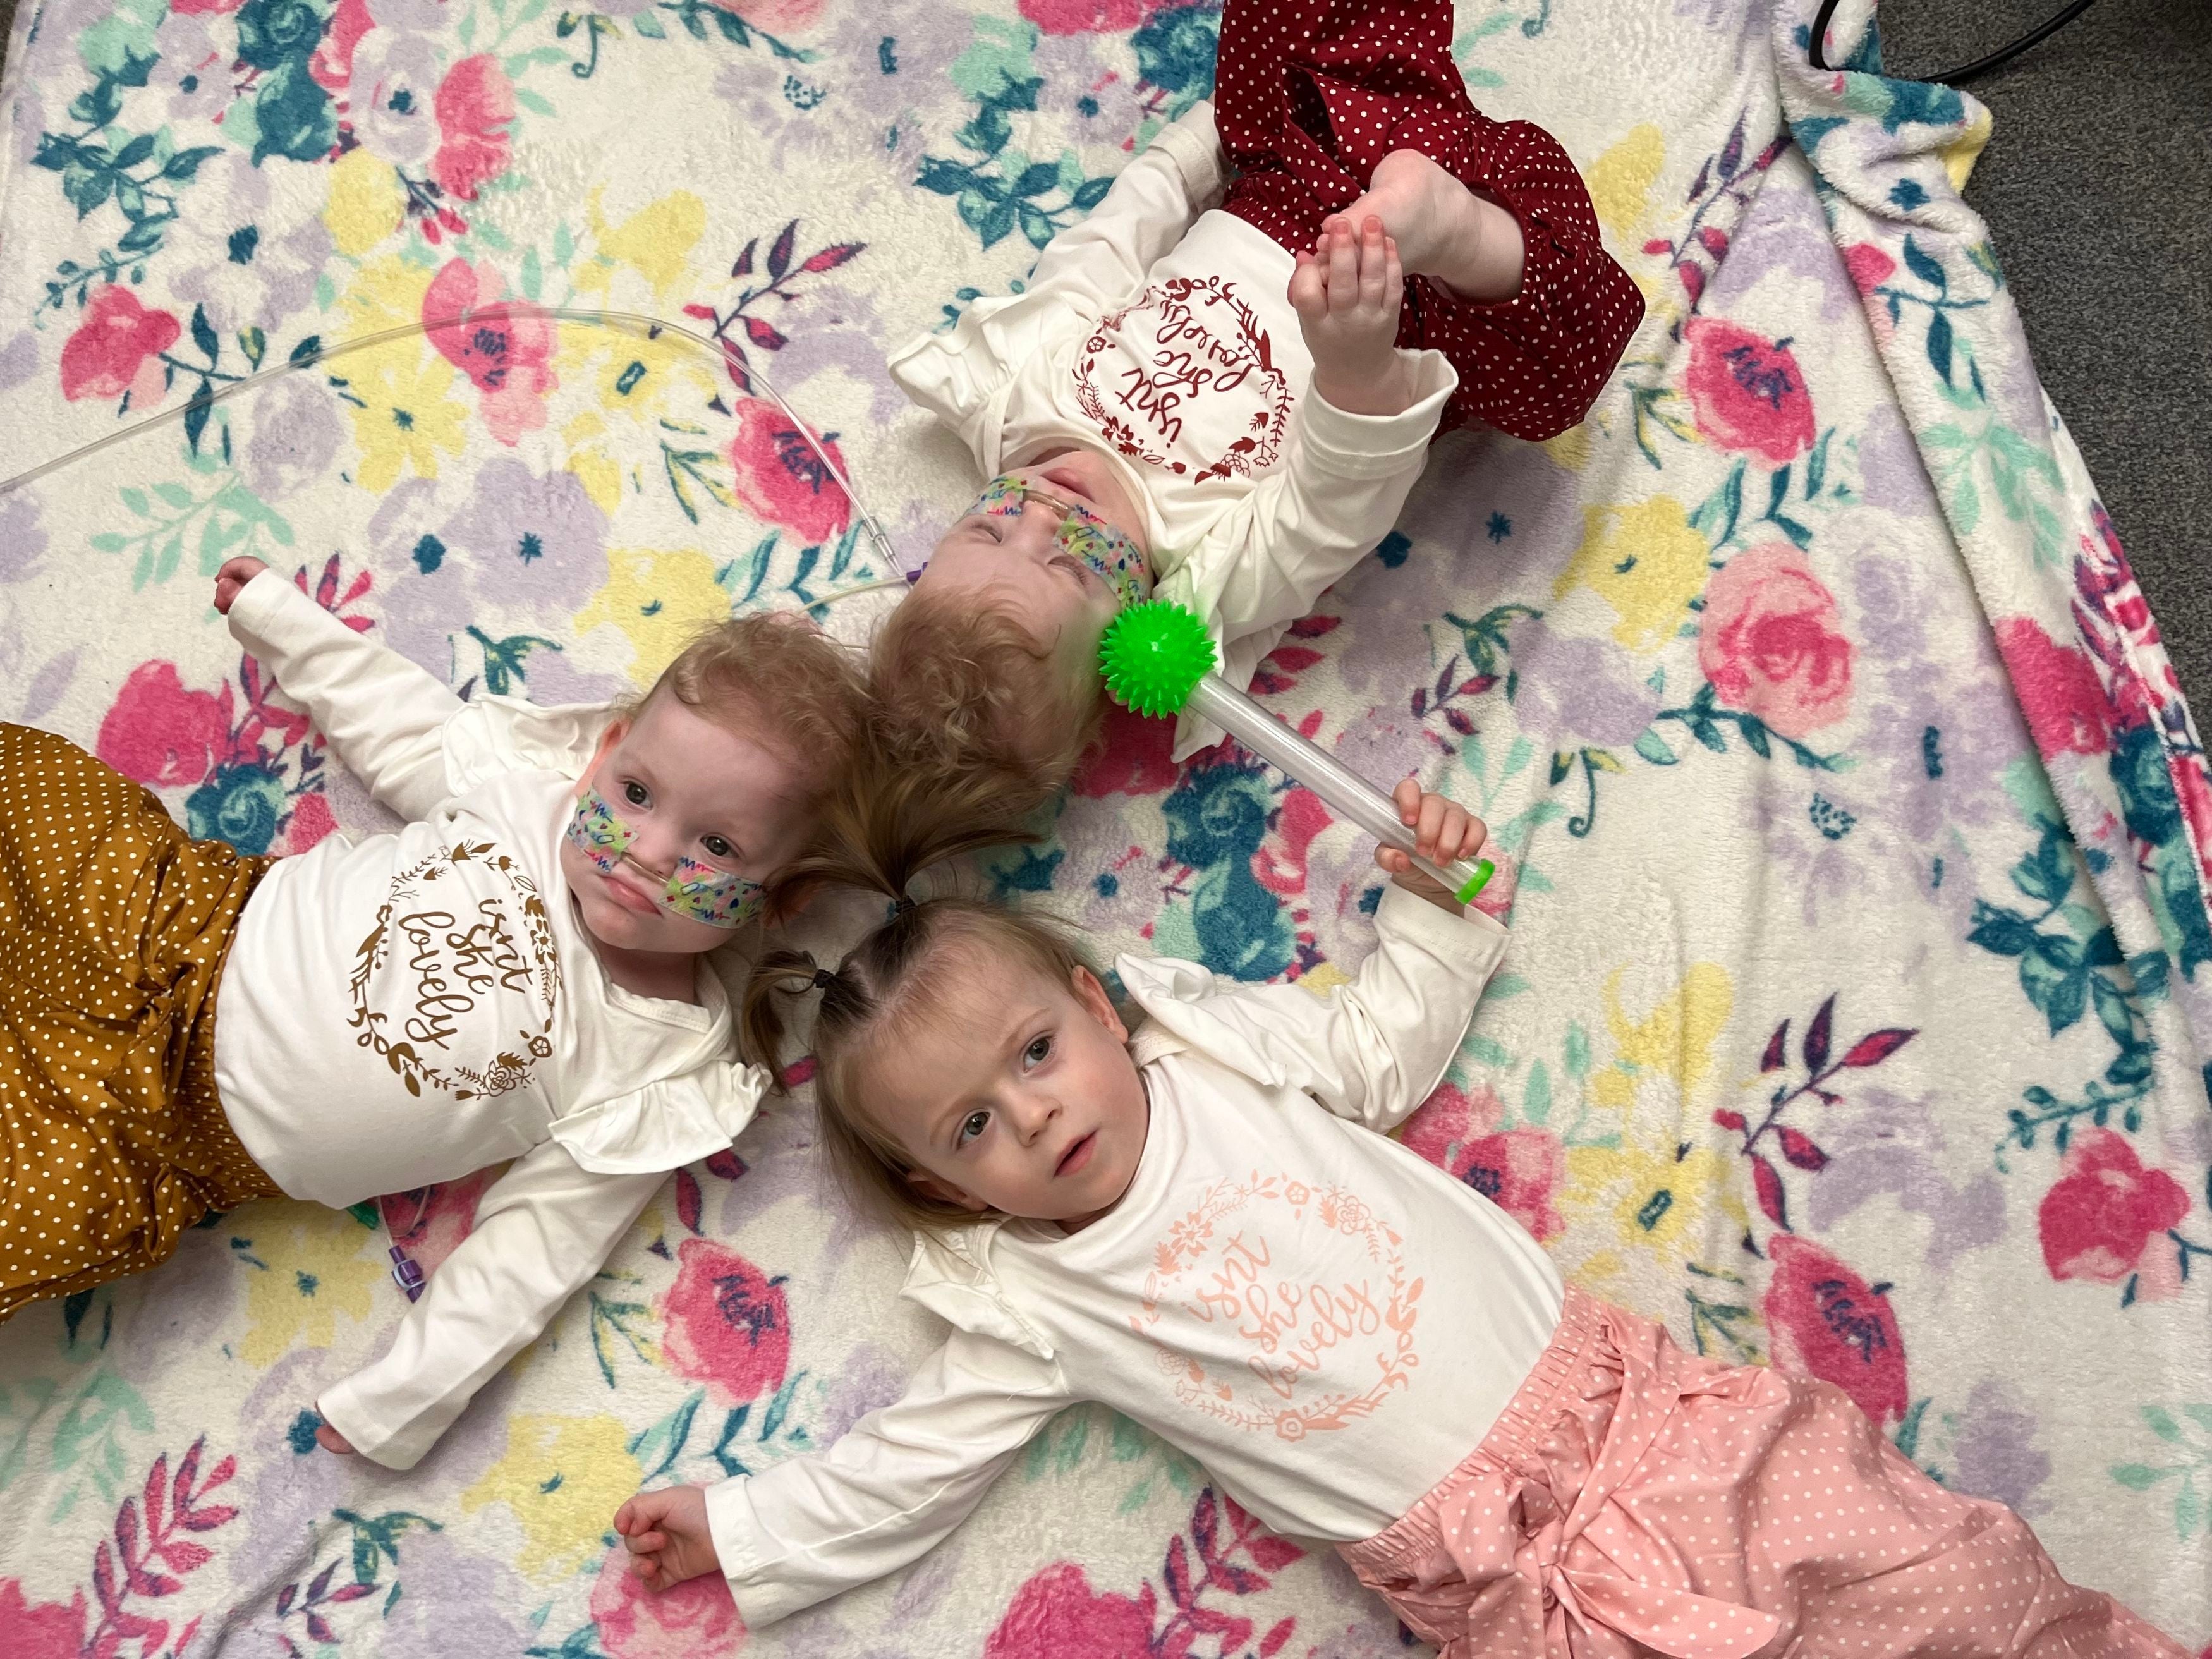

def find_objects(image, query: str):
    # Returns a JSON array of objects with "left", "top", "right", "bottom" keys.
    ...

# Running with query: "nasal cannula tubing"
[{"left": 0, "top": 305, "right": 911, "bottom": 609}]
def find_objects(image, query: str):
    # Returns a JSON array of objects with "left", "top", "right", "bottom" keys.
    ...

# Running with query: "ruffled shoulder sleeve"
[
  {"left": 900, "top": 1225, "right": 1057, "bottom": 1360},
  {"left": 442, "top": 694, "right": 612, "bottom": 795},
  {"left": 545, "top": 1063, "right": 769, "bottom": 1175}
]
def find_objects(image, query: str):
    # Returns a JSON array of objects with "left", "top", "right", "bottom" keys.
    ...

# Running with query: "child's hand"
[
  {"left": 1289, "top": 214, "right": 1407, "bottom": 417},
  {"left": 314, "top": 1423, "right": 355, "bottom": 1455},
  {"left": 1376, "top": 779, "right": 1488, "bottom": 915},
  {"left": 213, "top": 556, "right": 269, "bottom": 614},
  {"left": 614, "top": 1486, "right": 722, "bottom": 1591}
]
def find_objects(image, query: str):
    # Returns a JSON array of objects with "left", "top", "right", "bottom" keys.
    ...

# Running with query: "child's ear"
[
  {"left": 1069, "top": 966, "right": 1127, "bottom": 1043},
  {"left": 577, "top": 717, "right": 629, "bottom": 799},
  {"left": 903, "top": 1167, "right": 988, "bottom": 1212}
]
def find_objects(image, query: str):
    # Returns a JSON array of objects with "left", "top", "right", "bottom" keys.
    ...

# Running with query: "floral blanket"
[{"left": 3, "top": 0, "right": 2209, "bottom": 1654}]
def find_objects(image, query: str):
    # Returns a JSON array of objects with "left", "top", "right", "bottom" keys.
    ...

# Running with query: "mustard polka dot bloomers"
[{"left": 0, "top": 723, "right": 281, "bottom": 1321}]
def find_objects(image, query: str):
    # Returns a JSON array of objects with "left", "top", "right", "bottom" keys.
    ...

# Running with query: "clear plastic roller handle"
[{"left": 1184, "top": 674, "right": 1494, "bottom": 905}]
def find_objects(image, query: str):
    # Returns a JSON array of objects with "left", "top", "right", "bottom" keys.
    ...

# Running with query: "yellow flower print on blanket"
[
  {"left": 576, "top": 547, "right": 731, "bottom": 684},
  {"left": 462, "top": 1413, "right": 640, "bottom": 1579},
  {"left": 331, "top": 258, "right": 469, "bottom": 490},
  {"left": 240, "top": 1209, "right": 382, "bottom": 1368},
  {"left": 574, "top": 188, "right": 708, "bottom": 307},
  {"left": 1559, "top": 963, "right": 1744, "bottom": 1308},
  {"left": 325, "top": 148, "right": 408, "bottom": 260},
  {"left": 558, "top": 329, "right": 724, "bottom": 517},
  {"left": 1553, "top": 497, "right": 1709, "bottom": 653}
]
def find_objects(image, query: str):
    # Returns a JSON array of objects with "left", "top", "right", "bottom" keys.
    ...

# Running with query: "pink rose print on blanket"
[
  {"left": 1699, "top": 544, "right": 1853, "bottom": 738},
  {"left": 1401, "top": 1083, "right": 1563, "bottom": 1242},
  {"left": 309, "top": 0, "right": 372, "bottom": 89},
  {"left": 0, "top": 1580, "right": 88, "bottom": 1659},
  {"left": 1993, "top": 616, "right": 2115, "bottom": 758},
  {"left": 99, "top": 662, "right": 233, "bottom": 788},
  {"left": 727, "top": 396, "right": 853, "bottom": 545},
  {"left": 1682, "top": 316, "right": 1814, "bottom": 465},
  {"left": 1019, "top": 0, "right": 1155, "bottom": 33},
  {"left": 60, "top": 286, "right": 181, "bottom": 406},
  {"left": 986, "top": 1563, "right": 1157, "bottom": 1659},
  {"left": 424, "top": 258, "right": 557, "bottom": 444},
  {"left": 660, "top": 1239, "right": 792, "bottom": 1404},
  {"left": 588, "top": 1547, "right": 745, "bottom": 1659},
  {"left": 2037, "top": 1129, "right": 2191, "bottom": 1291},
  {"left": 432, "top": 56, "right": 515, "bottom": 202},
  {"left": 1841, "top": 243, "right": 1896, "bottom": 297},
  {"left": 1763, "top": 1235, "right": 1908, "bottom": 1428},
  {"left": 707, "top": 0, "right": 825, "bottom": 27}
]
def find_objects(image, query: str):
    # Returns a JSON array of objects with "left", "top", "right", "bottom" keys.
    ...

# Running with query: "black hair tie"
[
  {"left": 811, "top": 968, "right": 835, "bottom": 991},
  {"left": 892, "top": 893, "right": 917, "bottom": 915}
]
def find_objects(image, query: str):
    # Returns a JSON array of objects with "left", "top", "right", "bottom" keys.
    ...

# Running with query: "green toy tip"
[
  {"left": 1099, "top": 600, "right": 1218, "bottom": 718},
  {"left": 1454, "top": 860, "right": 1496, "bottom": 906}
]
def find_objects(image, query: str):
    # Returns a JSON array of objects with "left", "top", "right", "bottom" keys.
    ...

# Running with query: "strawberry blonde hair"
[
  {"left": 743, "top": 760, "right": 1103, "bottom": 1232},
  {"left": 866, "top": 588, "right": 1106, "bottom": 825},
  {"left": 621, "top": 613, "right": 869, "bottom": 902}
]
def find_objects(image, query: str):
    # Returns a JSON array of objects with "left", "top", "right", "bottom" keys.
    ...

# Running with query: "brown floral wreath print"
[
  {"left": 1133, "top": 1173, "right": 1421, "bottom": 1440},
  {"left": 1073, "top": 274, "right": 1292, "bottom": 485},
  {"left": 347, "top": 840, "right": 562, "bottom": 1100}
]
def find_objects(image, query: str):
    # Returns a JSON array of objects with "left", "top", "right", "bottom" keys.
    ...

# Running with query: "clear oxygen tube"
[
  {"left": 1100, "top": 601, "right": 1496, "bottom": 906},
  {"left": 0, "top": 304, "right": 911, "bottom": 609}
]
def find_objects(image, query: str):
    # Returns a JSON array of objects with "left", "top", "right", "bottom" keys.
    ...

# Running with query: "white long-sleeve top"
[
  {"left": 214, "top": 571, "right": 769, "bottom": 1469},
  {"left": 702, "top": 886, "right": 1560, "bottom": 1628},
  {"left": 887, "top": 102, "right": 1459, "bottom": 759}
]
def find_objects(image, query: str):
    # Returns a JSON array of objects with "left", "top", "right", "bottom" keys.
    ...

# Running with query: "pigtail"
[
  {"left": 769, "top": 739, "right": 1041, "bottom": 918},
  {"left": 740, "top": 949, "right": 829, "bottom": 1089}
]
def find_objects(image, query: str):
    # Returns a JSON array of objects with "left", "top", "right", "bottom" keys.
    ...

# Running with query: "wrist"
[{"left": 1310, "top": 357, "right": 1411, "bottom": 418}]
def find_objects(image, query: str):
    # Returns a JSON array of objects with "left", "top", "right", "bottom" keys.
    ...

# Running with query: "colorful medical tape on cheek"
[
  {"left": 966, "top": 475, "right": 1153, "bottom": 610},
  {"left": 564, "top": 787, "right": 765, "bottom": 930}
]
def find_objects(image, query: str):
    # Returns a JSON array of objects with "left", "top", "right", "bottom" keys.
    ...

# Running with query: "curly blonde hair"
[{"left": 865, "top": 588, "right": 1105, "bottom": 825}]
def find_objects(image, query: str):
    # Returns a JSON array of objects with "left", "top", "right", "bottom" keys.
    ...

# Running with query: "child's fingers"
[
  {"left": 1327, "top": 221, "right": 1359, "bottom": 311},
  {"left": 1459, "top": 815, "right": 1491, "bottom": 860},
  {"left": 1359, "top": 217, "right": 1388, "bottom": 308},
  {"left": 1394, "top": 777, "right": 1423, "bottom": 824},
  {"left": 614, "top": 1500, "right": 636, "bottom": 1534},
  {"left": 1415, "top": 792, "right": 1448, "bottom": 858},
  {"left": 1437, "top": 802, "right": 1471, "bottom": 859},
  {"left": 1288, "top": 253, "right": 1326, "bottom": 319},
  {"left": 1384, "top": 238, "right": 1404, "bottom": 315},
  {"left": 627, "top": 1530, "right": 669, "bottom": 1555}
]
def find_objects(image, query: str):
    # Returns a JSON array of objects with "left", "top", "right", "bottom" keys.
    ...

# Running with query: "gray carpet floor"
[
  {"left": 0, "top": 1, "right": 2203, "bottom": 701},
  {"left": 1880, "top": 0, "right": 2211, "bottom": 707}
]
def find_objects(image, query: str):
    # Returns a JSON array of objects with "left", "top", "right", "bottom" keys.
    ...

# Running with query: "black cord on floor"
[{"left": 1808, "top": 0, "right": 2103, "bottom": 82}]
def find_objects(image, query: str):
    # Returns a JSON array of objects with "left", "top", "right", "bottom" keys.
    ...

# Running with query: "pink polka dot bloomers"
[
  {"left": 0, "top": 723, "right": 281, "bottom": 1322},
  {"left": 1339, "top": 1287, "right": 2187, "bottom": 1659},
  {"left": 1214, "top": 0, "right": 1646, "bottom": 442}
]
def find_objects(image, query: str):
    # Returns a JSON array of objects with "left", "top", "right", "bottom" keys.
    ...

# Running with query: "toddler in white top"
[
  {"left": 607, "top": 787, "right": 2185, "bottom": 1659},
  {"left": 0, "top": 553, "right": 865, "bottom": 1472}
]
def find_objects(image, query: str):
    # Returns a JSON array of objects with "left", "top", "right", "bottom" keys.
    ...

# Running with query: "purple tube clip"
[{"left": 387, "top": 1246, "right": 425, "bottom": 1301}]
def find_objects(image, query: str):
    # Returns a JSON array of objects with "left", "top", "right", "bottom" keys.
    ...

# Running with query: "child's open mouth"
[{"left": 1056, "top": 1131, "right": 1097, "bottom": 1178}]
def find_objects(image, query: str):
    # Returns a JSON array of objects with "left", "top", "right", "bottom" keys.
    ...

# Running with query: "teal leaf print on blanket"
[
  {"left": 2111, "top": 1406, "right": 2212, "bottom": 1541},
  {"left": 1158, "top": 758, "right": 1298, "bottom": 982},
  {"left": 917, "top": 18, "right": 1132, "bottom": 250},
  {"left": 1976, "top": 815, "right": 2168, "bottom": 1167}
]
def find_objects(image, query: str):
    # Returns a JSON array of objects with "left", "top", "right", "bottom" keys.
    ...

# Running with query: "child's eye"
[
  {"left": 1023, "top": 1034, "right": 1052, "bottom": 1069},
  {"left": 623, "top": 780, "right": 650, "bottom": 808},
  {"left": 957, "top": 1110, "right": 990, "bottom": 1146},
  {"left": 701, "top": 834, "right": 734, "bottom": 860}
]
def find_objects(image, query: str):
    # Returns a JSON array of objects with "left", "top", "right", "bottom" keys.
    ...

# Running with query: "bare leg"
[{"left": 1327, "top": 149, "right": 1525, "bottom": 303}]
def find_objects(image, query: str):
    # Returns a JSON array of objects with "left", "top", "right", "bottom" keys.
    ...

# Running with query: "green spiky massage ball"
[{"left": 1099, "top": 600, "right": 1218, "bottom": 718}]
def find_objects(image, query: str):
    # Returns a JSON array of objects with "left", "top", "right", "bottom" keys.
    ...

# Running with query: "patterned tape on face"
[
  {"left": 969, "top": 475, "right": 1153, "bottom": 609},
  {"left": 564, "top": 787, "right": 765, "bottom": 929}
]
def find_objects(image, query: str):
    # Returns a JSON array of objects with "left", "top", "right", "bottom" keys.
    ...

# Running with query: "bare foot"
[{"left": 1332, "top": 150, "right": 1525, "bottom": 303}]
